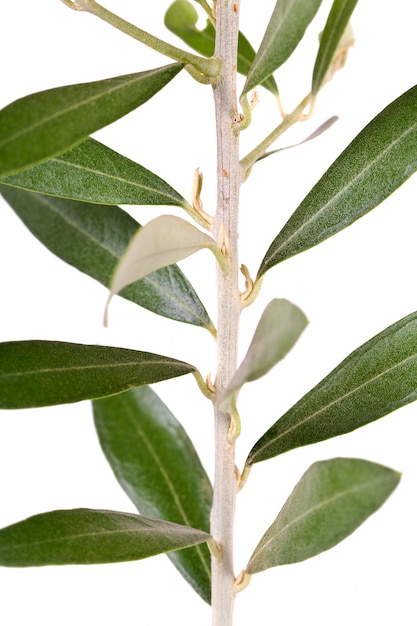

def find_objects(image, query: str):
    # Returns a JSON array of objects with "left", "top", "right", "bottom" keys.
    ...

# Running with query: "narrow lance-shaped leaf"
[
  {"left": 164, "top": 0, "right": 279, "bottom": 96},
  {"left": 0, "top": 63, "right": 184, "bottom": 177},
  {"left": 312, "top": 0, "right": 358, "bottom": 95},
  {"left": 242, "top": 0, "right": 322, "bottom": 96},
  {"left": 223, "top": 299, "right": 308, "bottom": 401},
  {"left": 246, "top": 458, "right": 400, "bottom": 573},
  {"left": 93, "top": 387, "right": 212, "bottom": 603},
  {"left": 246, "top": 310, "right": 417, "bottom": 465},
  {"left": 105, "top": 215, "right": 223, "bottom": 325},
  {"left": 0, "top": 137, "right": 189, "bottom": 208},
  {"left": 0, "top": 509, "right": 210, "bottom": 567},
  {"left": 258, "top": 85, "right": 417, "bottom": 278},
  {"left": 0, "top": 340, "right": 196, "bottom": 409},
  {"left": 0, "top": 187, "right": 214, "bottom": 332}
]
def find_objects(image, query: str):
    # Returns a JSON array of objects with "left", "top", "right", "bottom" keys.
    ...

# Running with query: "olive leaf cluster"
[{"left": 0, "top": 0, "right": 416, "bottom": 623}]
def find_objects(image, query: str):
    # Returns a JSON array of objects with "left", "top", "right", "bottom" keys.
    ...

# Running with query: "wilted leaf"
[
  {"left": 0, "top": 340, "right": 196, "bottom": 409},
  {"left": 0, "top": 64, "right": 183, "bottom": 177},
  {"left": 0, "top": 508, "right": 210, "bottom": 566},
  {"left": 93, "top": 386, "right": 212, "bottom": 602},
  {"left": 0, "top": 138, "right": 189, "bottom": 207},
  {"left": 0, "top": 187, "right": 214, "bottom": 331},
  {"left": 243, "top": 0, "right": 322, "bottom": 95},
  {"left": 247, "top": 458, "right": 400, "bottom": 572},
  {"left": 258, "top": 85, "right": 417, "bottom": 278},
  {"left": 247, "top": 310, "right": 417, "bottom": 465}
]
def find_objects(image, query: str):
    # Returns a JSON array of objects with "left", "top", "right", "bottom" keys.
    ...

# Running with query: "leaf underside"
[{"left": 0, "top": 187, "right": 214, "bottom": 331}]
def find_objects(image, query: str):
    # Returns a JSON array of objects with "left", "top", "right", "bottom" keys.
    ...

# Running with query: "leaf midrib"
[
  {"left": 250, "top": 473, "right": 387, "bottom": 565},
  {"left": 1, "top": 71, "right": 160, "bottom": 149},
  {"left": 123, "top": 402, "right": 211, "bottom": 579},
  {"left": 35, "top": 194, "right": 210, "bottom": 327},
  {"left": 251, "top": 345, "right": 417, "bottom": 460},
  {"left": 266, "top": 120, "right": 417, "bottom": 266}
]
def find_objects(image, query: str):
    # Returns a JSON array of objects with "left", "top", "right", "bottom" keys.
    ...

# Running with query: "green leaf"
[
  {"left": 223, "top": 299, "right": 308, "bottom": 400},
  {"left": 258, "top": 85, "right": 417, "bottom": 278},
  {"left": 0, "top": 187, "right": 214, "bottom": 331},
  {"left": 0, "top": 341, "right": 196, "bottom": 409},
  {"left": 165, "top": 0, "right": 215, "bottom": 57},
  {"left": 247, "top": 311, "right": 417, "bottom": 465},
  {"left": 0, "top": 137, "right": 188, "bottom": 207},
  {"left": 246, "top": 458, "right": 400, "bottom": 573},
  {"left": 165, "top": 0, "right": 278, "bottom": 95},
  {"left": 0, "top": 508, "right": 210, "bottom": 567},
  {"left": 243, "top": 0, "right": 322, "bottom": 95},
  {"left": 105, "top": 215, "right": 222, "bottom": 325},
  {"left": 0, "top": 63, "right": 184, "bottom": 177},
  {"left": 312, "top": 0, "right": 358, "bottom": 95},
  {"left": 93, "top": 387, "right": 212, "bottom": 603}
]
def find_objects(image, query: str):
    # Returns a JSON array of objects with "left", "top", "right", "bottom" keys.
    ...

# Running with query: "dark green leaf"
[
  {"left": 312, "top": 0, "right": 358, "bottom": 95},
  {"left": 93, "top": 387, "right": 212, "bottom": 603},
  {"left": 258, "top": 85, "right": 417, "bottom": 278},
  {"left": 0, "top": 508, "right": 210, "bottom": 567},
  {"left": 246, "top": 458, "right": 400, "bottom": 572},
  {"left": 247, "top": 311, "right": 417, "bottom": 465},
  {"left": 0, "top": 63, "right": 184, "bottom": 177},
  {"left": 0, "top": 137, "right": 188, "bottom": 207},
  {"left": 165, "top": 0, "right": 278, "bottom": 95},
  {"left": 243, "top": 0, "right": 322, "bottom": 95},
  {"left": 0, "top": 187, "right": 214, "bottom": 331},
  {"left": 0, "top": 341, "right": 196, "bottom": 409}
]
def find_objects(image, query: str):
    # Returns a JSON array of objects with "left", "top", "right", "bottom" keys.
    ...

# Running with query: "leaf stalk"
[
  {"left": 61, "top": 0, "right": 221, "bottom": 80},
  {"left": 240, "top": 93, "right": 312, "bottom": 177}
]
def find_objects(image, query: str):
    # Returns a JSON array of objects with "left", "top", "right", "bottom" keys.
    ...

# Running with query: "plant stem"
[
  {"left": 240, "top": 93, "right": 312, "bottom": 176},
  {"left": 210, "top": 2, "right": 242, "bottom": 626}
]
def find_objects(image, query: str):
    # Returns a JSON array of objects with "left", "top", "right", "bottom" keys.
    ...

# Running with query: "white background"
[{"left": 1, "top": 1, "right": 417, "bottom": 624}]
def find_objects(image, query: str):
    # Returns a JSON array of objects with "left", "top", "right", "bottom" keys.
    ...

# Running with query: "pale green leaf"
[
  {"left": 0, "top": 138, "right": 188, "bottom": 207},
  {"left": 243, "top": 0, "right": 322, "bottom": 95},
  {"left": 93, "top": 387, "right": 212, "bottom": 603},
  {"left": 0, "top": 508, "right": 210, "bottom": 566},
  {"left": 258, "top": 85, "right": 417, "bottom": 278},
  {"left": 247, "top": 311, "right": 417, "bottom": 465},
  {"left": 106, "top": 215, "right": 221, "bottom": 324},
  {"left": 0, "top": 64, "right": 183, "bottom": 177},
  {"left": 312, "top": 0, "right": 358, "bottom": 95},
  {"left": 0, "top": 187, "right": 214, "bottom": 331},
  {"left": 224, "top": 299, "right": 308, "bottom": 399},
  {"left": 247, "top": 458, "right": 400, "bottom": 572},
  {"left": 0, "top": 340, "right": 196, "bottom": 409}
]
